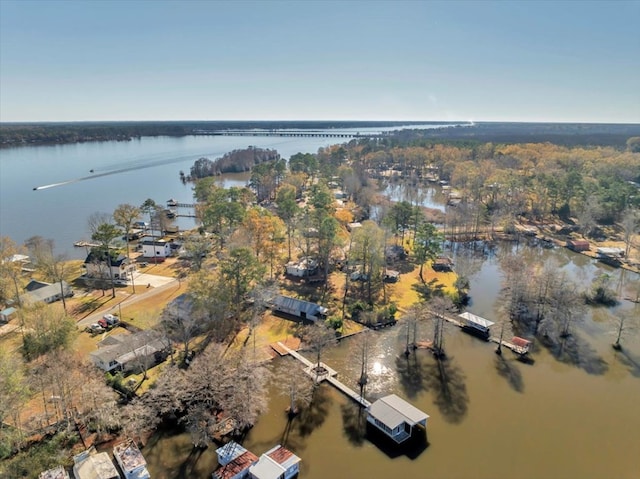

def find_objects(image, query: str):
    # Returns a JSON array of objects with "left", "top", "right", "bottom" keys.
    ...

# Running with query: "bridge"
[{"left": 194, "top": 129, "right": 386, "bottom": 139}]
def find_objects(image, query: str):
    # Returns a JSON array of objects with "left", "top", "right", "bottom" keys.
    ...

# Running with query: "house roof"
[
  {"left": 91, "top": 331, "right": 164, "bottom": 365},
  {"left": 215, "top": 441, "right": 248, "bottom": 466},
  {"left": 84, "top": 251, "right": 128, "bottom": 266},
  {"left": 1, "top": 307, "right": 17, "bottom": 317},
  {"left": 141, "top": 239, "right": 169, "bottom": 246},
  {"left": 214, "top": 450, "right": 259, "bottom": 479},
  {"left": 39, "top": 466, "right": 70, "bottom": 479},
  {"left": 266, "top": 445, "right": 300, "bottom": 470},
  {"left": 249, "top": 455, "right": 286, "bottom": 479},
  {"left": 459, "top": 312, "right": 495, "bottom": 329},
  {"left": 271, "top": 295, "right": 328, "bottom": 316},
  {"left": 367, "top": 394, "right": 429, "bottom": 430},
  {"left": 113, "top": 439, "right": 147, "bottom": 473},
  {"left": 73, "top": 451, "right": 120, "bottom": 479},
  {"left": 512, "top": 337, "right": 531, "bottom": 348},
  {"left": 24, "top": 281, "right": 71, "bottom": 303},
  {"left": 25, "top": 279, "right": 50, "bottom": 291}
]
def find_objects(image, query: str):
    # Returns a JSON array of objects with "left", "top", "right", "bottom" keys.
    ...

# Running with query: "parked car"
[
  {"left": 97, "top": 318, "right": 109, "bottom": 329},
  {"left": 103, "top": 314, "right": 120, "bottom": 326},
  {"left": 85, "top": 323, "right": 105, "bottom": 334}
]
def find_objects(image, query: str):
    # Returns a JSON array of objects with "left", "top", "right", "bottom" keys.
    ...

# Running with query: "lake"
[
  {"left": 142, "top": 240, "right": 640, "bottom": 479},
  {"left": 1, "top": 123, "right": 450, "bottom": 258}
]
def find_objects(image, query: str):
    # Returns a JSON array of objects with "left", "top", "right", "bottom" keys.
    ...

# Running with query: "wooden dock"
[
  {"left": 276, "top": 342, "right": 370, "bottom": 408},
  {"left": 438, "top": 312, "right": 530, "bottom": 356}
]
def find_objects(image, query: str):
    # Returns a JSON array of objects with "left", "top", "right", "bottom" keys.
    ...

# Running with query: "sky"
[{"left": 0, "top": 0, "right": 639, "bottom": 123}]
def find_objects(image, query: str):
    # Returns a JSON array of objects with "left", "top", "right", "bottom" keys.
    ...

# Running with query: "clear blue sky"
[{"left": 1, "top": 0, "right": 638, "bottom": 123}]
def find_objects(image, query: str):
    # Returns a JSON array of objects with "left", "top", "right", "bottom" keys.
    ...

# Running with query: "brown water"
[{"left": 143, "top": 244, "right": 640, "bottom": 479}]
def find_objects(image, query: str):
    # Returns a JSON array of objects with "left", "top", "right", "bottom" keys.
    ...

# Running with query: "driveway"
[{"left": 133, "top": 272, "right": 176, "bottom": 288}]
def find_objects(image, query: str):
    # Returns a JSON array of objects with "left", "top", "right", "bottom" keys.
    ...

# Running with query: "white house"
[
  {"left": 366, "top": 394, "right": 429, "bottom": 444},
  {"left": 285, "top": 257, "right": 318, "bottom": 277},
  {"left": 141, "top": 239, "right": 172, "bottom": 258},
  {"left": 249, "top": 445, "right": 301, "bottom": 479},
  {"left": 84, "top": 250, "right": 135, "bottom": 280}
]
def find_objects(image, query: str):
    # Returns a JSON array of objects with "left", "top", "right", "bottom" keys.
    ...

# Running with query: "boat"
[{"left": 166, "top": 198, "right": 177, "bottom": 207}]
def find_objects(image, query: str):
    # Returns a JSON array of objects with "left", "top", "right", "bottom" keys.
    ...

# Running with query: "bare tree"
[
  {"left": 621, "top": 208, "right": 639, "bottom": 257},
  {"left": 24, "top": 236, "right": 71, "bottom": 311},
  {"left": 302, "top": 322, "right": 337, "bottom": 381},
  {"left": 612, "top": 307, "right": 639, "bottom": 350},
  {"left": 274, "top": 356, "right": 314, "bottom": 416},
  {"left": 429, "top": 296, "right": 455, "bottom": 358},
  {"left": 160, "top": 297, "right": 201, "bottom": 363}
]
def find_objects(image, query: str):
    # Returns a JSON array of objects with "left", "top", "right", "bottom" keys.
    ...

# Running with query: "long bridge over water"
[{"left": 194, "top": 129, "right": 387, "bottom": 139}]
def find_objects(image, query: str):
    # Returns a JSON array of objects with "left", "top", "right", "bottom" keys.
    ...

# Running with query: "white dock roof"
[
  {"left": 459, "top": 311, "right": 495, "bottom": 328},
  {"left": 368, "top": 394, "right": 429, "bottom": 429}
]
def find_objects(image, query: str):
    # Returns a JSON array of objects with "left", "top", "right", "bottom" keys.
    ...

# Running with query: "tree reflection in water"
[
  {"left": 494, "top": 354, "right": 525, "bottom": 393},
  {"left": 340, "top": 401, "right": 367, "bottom": 446},
  {"left": 425, "top": 356, "right": 469, "bottom": 424}
]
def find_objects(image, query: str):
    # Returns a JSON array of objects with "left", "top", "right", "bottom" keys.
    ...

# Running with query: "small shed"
[
  {"left": 0, "top": 307, "right": 17, "bottom": 323},
  {"left": 347, "top": 222, "right": 362, "bottom": 232},
  {"left": 511, "top": 337, "right": 531, "bottom": 355},
  {"left": 270, "top": 295, "right": 328, "bottom": 322},
  {"left": 458, "top": 311, "right": 495, "bottom": 337},
  {"left": 366, "top": 394, "right": 429, "bottom": 444},
  {"left": 216, "top": 441, "right": 249, "bottom": 467},
  {"left": 596, "top": 247, "right": 624, "bottom": 259},
  {"left": 566, "top": 239, "right": 590, "bottom": 252},
  {"left": 113, "top": 439, "right": 150, "bottom": 479}
]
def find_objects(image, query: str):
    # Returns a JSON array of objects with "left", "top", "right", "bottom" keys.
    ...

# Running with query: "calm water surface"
[{"left": 144, "top": 242, "right": 640, "bottom": 479}]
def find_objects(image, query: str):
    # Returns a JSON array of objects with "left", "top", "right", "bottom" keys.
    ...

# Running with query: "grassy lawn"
[{"left": 118, "top": 281, "right": 187, "bottom": 330}]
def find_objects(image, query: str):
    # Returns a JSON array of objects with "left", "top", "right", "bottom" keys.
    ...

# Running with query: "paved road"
[{"left": 76, "top": 277, "right": 180, "bottom": 328}]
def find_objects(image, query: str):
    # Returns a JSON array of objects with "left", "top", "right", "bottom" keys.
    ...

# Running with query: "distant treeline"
[
  {"left": 384, "top": 122, "right": 640, "bottom": 149},
  {"left": 185, "top": 147, "right": 280, "bottom": 180},
  {"left": 2, "top": 120, "right": 639, "bottom": 149},
  {"left": 0, "top": 121, "right": 427, "bottom": 148}
]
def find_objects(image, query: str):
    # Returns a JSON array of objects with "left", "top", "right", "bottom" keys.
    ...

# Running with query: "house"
[
  {"left": 366, "top": 394, "right": 429, "bottom": 444},
  {"left": 346, "top": 222, "right": 362, "bottom": 232},
  {"left": 113, "top": 439, "right": 150, "bottom": 479},
  {"left": 383, "top": 270, "right": 400, "bottom": 283},
  {"left": 90, "top": 330, "right": 168, "bottom": 373},
  {"left": 213, "top": 442, "right": 259, "bottom": 479},
  {"left": 39, "top": 466, "right": 70, "bottom": 479},
  {"left": 566, "top": 239, "right": 590, "bottom": 252},
  {"left": 285, "top": 257, "right": 318, "bottom": 277},
  {"left": 270, "top": 295, "right": 328, "bottom": 322},
  {"left": 22, "top": 280, "right": 73, "bottom": 304},
  {"left": 0, "top": 307, "right": 17, "bottom": 323},
  {"left": 458, "top": 311, "right": 495, "bottom": 338},
  {"left": 84, "top": 250, "right": 135, "bottom": 280},
  {"left": 432, "top": 256, "right": 454, "bottom": 272},
  {"left": 73, "top": 446, "right": 120, "bottom": 479},
  {"left": 249, "top": 445, "right": 301, "bottom": 479},
  {"left": 596, "top": 247, "right": 624, "bottom": 259},
  {"left": 141, "top": 239, "right": 172, "bottom": 258}
]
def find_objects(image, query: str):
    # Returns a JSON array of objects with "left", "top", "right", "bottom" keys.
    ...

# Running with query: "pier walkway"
[{"left": 276, "top": 342, "right": 370, "bottom": 408}]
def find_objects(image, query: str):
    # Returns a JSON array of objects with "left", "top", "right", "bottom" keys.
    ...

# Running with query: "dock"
[{"left": 276, "top": 342, "right": 370, "bottom": 408}]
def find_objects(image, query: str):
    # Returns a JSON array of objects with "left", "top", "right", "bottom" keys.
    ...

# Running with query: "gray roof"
[
  {"left": 367, "top": 394, "right": 429, "bottom": 429},
  {"left": 25, "top": 281, "right": 72, "bottom": 303},
  {"left": 249, "top": 456, "right": 286, "bottom": 479},
  {"left": 459, "top": 312, "right": 494, "bottom": 328},
  {"left": 91, "top": 331, "right": 165, "bottom": 365},
  {"left": 271, "top": 295, "right": 328, "bottom": 316}
]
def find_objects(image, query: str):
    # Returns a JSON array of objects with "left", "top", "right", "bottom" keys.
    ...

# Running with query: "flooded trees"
[{"left": 302, "top": 322, "right": 337, "bottom": 381}]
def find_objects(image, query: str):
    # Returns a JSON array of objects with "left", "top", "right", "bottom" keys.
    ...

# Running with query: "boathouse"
[
  {"left": 458, "top": 311, "right": 495, "bottom": 338},
  {"left": 566, "top": 239, "right": 590, "bottom": 252},
  {"left": 511, "top": 337, "right": 531, "bottom": 355},
  {"left": 213, "top": 441, "right": 259, "bottom": 479},
  {"left": 113, "top": 439, "right": 150, "bottom": 479},
  {"left": 249, "top": 445, "right": 301, "bottom": 479},
  {"left": 366, "top": 394, "right": 429, "bottom": 444},
  {"left": 271, "top": 295, "right": 328, "bottom": 322}
]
